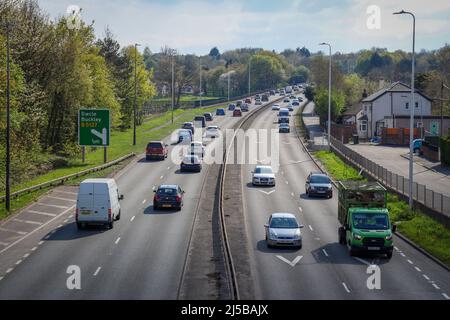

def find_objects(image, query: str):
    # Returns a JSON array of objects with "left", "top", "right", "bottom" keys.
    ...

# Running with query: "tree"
[
  {"left": 314, "top": 89, "right": 346, "bottom": 123},
  {"left": 289, "top": 66, "right": 310, "bottom": 84},
  {"left": 209, "top": 47, "right": 220, "bottom": 59},
  {"left": 297, "top": 46, "right": 311, "bottom": 57}
]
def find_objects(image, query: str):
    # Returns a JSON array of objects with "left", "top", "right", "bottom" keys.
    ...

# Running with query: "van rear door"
[
  {"left": 78, "top": 183, "right": 94, "bottom": 217},
  {"left": 93, "top": 183, "right": 110, "bottom": 222}
]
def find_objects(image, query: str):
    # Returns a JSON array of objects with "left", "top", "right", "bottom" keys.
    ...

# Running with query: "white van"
[{"left": 76, "top": 178, "right": 124, "bottom": 230}]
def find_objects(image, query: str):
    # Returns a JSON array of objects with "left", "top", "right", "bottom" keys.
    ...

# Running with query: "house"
[{"left": 356, "top": 82, "right": 432, "bottom": 139}]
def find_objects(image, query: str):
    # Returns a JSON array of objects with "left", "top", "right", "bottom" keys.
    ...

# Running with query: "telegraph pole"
[
  {"left": 133, "top": 43, "right": 140, "bottom": 146},
  {"left": 171, "top": 54, "right": 175, "bottom": 123},
  {"left": 5, "top": 21, "right": 12, "bottom": 211}
]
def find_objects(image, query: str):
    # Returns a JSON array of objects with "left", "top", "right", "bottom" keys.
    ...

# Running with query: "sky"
[{"left": 37, "top": 0, "right": 450, "bottom": 55}]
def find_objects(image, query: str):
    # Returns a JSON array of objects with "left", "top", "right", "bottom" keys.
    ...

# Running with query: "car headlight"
[
  {"left": 269, "top": 230, "right": 277, "bottom": 240},
  {"left": 294, "top": 230, "right": 301, "bottom": 240},
  {"left": 354, "top": 233, "right": 362, "bottom": 240},
  {"left": 385, "top": 234, "right": 393, "bottom": 241},
  {"left": 310, "top": 186, "right": 315, "bottom": 190}
]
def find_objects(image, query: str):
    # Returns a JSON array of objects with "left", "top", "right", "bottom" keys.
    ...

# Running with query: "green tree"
[{"left": 314, "top": 89, "right": 346, "bottom": 124}]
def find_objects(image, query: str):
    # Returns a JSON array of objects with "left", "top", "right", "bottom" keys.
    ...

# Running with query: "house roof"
[
  {"left": 362, "top": 81, "right": 433, "bottom": 103},
  {"left": 342, "top": 102, "right": 363, "bottom": 116},
  {"left": 358, "top": 114, "right": 368, "bottom": 121}
]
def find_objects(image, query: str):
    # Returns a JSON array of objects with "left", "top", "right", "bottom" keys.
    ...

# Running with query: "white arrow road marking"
[
  {"left": 276, "top": 255, "right": 303, "bottom": 267},
  {"left": 257, "top": 190, "right": 275, "bottom": 195}
]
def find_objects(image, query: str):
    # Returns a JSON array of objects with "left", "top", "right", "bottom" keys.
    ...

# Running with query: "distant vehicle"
[
  {"left": 337, "top": 181, "right": 395, "bottom": 259},
  {"left": 180, "top": 154, "right": 202, "bottom": 172},
  {"left": 204, "top": 112, "right": 213, "bottom": 121},
  {"left": 280, "top": 90, "right": 286, "bottom": 96},
  {"left": 269, "top": 90, "right": 276, "bottom": 95},
  {"left": 305, "top": 172, "right": 333, "bottom": 198},
  {"left": 190, "top": 141, "right": 205, "bottom": 158},
  {"left": 153, "top": 185, "right": 184, "bottom": 211},
  {"left": 182, "top": 122, "right": 195, "bottom": 134},
  {"left": 204, "top": 125, "right": 220, "bottom": 138},
  {"left": 265, "top": 213, "right": 304, "bottom": 249},
  {"left": 413, "top": 139, "right": 424, "bottom": 155},
  {"left": 233, "top": 108, "right": 242, "bottom": 117},
  {"left": 283, "top": 98, "right": 290, "bottom": 103},
  {"left": 245, "top": 98, "right": 252, "bottom": 104},
  {"left": 178, "top": 129, "right": 192, "bottom": 144},
  {"left": 287, "top": 104, "right": 294, "bottom": 111},
  {"left": 194, "top": 115, "right": 206, "bottom": 128},
  {"left": 285, "top": 86, "right": 293, "bottom": 94},
  {"left": 255, "top": 94, "right": 261, "bottom": 100},
  {"left": 276, "top": 89, "right": 280, "bottom": 94},
  {"left": 146, "top": 141, "right": 169, "bottom": 160},
  {"left": 278, "top": 108, "right": 290, "bottom": 118},
  {"left": 279, "top": 123, "right": 290, "bottom": 133},
  {"left": 241, "top": 103, "right": 249, "bottom": 112},
  {"left": 236, "top": 101, "right": 242, "bottom": 107},
  {"left": 262, "top": 94, "right": 269, "bottom": 102},
  {"left": 278, "top": 116, "right": 289, "bottom": 124},
  {"left": 76, "top": 178, "right": 123, "bottom": 230},
  {"left": 293, "top": 85, "right": 299, "bottom": 91},
  {"left": 228, "top": 103, "right": 236, "bottom": 111},
  {"left": 292, "top": 100, "right": 300, "bottom": 106},
  {"left": 272, "top": 104, "right": 280, "bottom": 111},
  {"left": 216, "top": 108, "right": 226, "bottom": 116},
  {"left": 289, "top": 95, "right": 296, "bottom": 99},
  {"left": 255, "top": 99, "right": 262, "bottom": 105},
  {"left": 299, "top": 97, "right": 304, "bottom": 102},
  {"left": 252, "top": 165, "right": 275, "bottom": 186}
]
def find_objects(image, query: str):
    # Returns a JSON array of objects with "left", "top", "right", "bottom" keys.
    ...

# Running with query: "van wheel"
[
  {"left": 77, "top": 222, "right": 83, "bottom": 230},
  {"left": 116, "top": 210, "right": 121, "bottom": 221},
  {"left": 348, "top": 245, "right": 356, "bottom": 256},
  {"left": 108, "top": 220, "right": 114, "bottom": 230}
]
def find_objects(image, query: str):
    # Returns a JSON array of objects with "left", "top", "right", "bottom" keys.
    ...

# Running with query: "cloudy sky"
[{"left": 38, "top": 0, "right": 450, "bottom": 55}]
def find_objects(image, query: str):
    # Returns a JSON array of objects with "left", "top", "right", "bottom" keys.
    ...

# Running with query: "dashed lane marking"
[
  {"left": 308, "top": 225, "right": 313, "bottom": 231},
  {"left": 322, "top": 249, "right": 329, "bottom": 257},
  {"left": 142, "top": 199, "right": 147, "bottom": 204},
  {"left": 130, "top": 216, "right": 135, "bottom": 222},
  {"left": 36, "top": 203, "right": 69, "bottom": 209},
  {"left": 6, "top": 268, "right": 13, "bottom": 274},
  {"left": 298, "top": 207, "right": 303, "bottom": 213},
  {"left": 15, "top": 260, "right": 22, "bottom": 265},
  {"left": 47, "top": 196, "right": 76, "bottom": 202},
  {"left": 407, "top": 259, "right": 414, "bottom": 265},
  {"left": 342, "top": 282, "right": 351, "bottom": 293},
  {"left": 93, "top": 267, "right": 102, "bottom": 276},
  {"left": 0, "top": 227, "right": 27, "bottom": 235},
  {"left": 414, "top": 266, "right": 422, "bottom": 272},
  {"left": 115, "top": 237, "right": 121, "bottom": 245},
  {"left": 23, "top": 253, "right": 29, "bottom": 259},
  {"left": 443, "top": 293, "right": 450, "bottom": 300},
  {"left": 13, "top": 219, "right": 43, "bottom": 226},
  {"left": 432, "top": 283, "right": 440, "bottom": 290},
  {"left": 423, "top": 274, "right": 430, "bottom": 280},
  {"left": 26, "top": 210, "right": 57, "bottom": 217}
]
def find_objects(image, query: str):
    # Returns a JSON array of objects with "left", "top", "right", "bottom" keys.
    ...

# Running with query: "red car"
[
  {"left": 146, "top": 141, "right": 168, "bottom": 160},
  {"left": 245, "top": 98, "right": 252, "bottom": 104},
  {"left": 233, "top": 108, "right": 242, "bottom": 117}
]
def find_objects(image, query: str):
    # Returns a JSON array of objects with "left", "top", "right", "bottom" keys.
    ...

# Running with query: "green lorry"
[{"left": 337, "top": 181, "right": 396, "bottom": 259}]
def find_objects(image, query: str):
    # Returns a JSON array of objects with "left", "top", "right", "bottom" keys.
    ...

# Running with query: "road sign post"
[{"left": 78, "top": 109, "right": 110, "bottom": 163}]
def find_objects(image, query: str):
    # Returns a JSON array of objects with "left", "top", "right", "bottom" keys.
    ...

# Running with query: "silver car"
[
  {"left": 252, "top": 166, "right": 275, "bottom": 186},
  {"left": 265, "top": 213, "right": 304, "bottom": 248}
]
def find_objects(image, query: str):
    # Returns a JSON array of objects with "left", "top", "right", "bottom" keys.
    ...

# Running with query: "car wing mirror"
[
  {"left": 119, "top": 194, "right": 124, "bottom": 200},
  {"left": 264, "top": 224, "right": 269, "bottom": 228},
  {"left": 299, "top": 225, "right": 305, "bottom": 229}
]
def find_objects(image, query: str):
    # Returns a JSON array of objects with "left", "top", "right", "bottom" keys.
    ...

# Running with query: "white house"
[{"left": 356, "top": 82, "right": 432, "bottom": 139}]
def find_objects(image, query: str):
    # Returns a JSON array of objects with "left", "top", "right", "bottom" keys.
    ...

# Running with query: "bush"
[{"left": 440, "top": 135, "right": 450, "bottom": 166}]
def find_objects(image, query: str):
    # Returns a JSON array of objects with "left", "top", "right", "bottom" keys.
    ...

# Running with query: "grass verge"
[{"left": 314, "top": 150, "right": 450, "bottom": 267}]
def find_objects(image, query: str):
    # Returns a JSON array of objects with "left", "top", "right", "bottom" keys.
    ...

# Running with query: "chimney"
[{"left": 362, "top": 88, "right": 368, "bottom": 99}]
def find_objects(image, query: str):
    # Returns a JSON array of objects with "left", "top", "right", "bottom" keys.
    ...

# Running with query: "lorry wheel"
[
  {"left": 338, "top": 227, "right": 346, "bottom": 245},
  {"left": 77, "top": 222, "right": 82, "bottom": 230},
  {"left": 349, "top": 246, "right": 356, "bottom": 256},
  {"left": 386, "top": 252, "right": 393, "bottom": 259}
]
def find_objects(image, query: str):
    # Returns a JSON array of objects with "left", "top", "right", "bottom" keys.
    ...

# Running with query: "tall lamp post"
[
  {"left": 4, "top": 21, "right": 12, "bottom": 211},
  {"left": 393, "top": 10, "right": 415, "bottom": 209},
  {"left": 319, "top": 42, "right": 332, "bottom": 149},
  {"left": 199, "top": 57, "right": 202, "bottom": 108},
  {"left": 248, "top": 58, "right": 251, "bottom": 96},
  {"left": 133, "top": 43, "right": 141, "bottom": 146},
  {"left": 171, "top": 53, "right": 175, "bottom": 123}
]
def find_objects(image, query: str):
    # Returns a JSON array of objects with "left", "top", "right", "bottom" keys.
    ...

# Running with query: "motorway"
[
  {"left": 0, "top": 93, "right": 449, "bottom": 300},
  {"left": 0, "top": 95, "right": 279, "bottom": 299},
  {"left": 239, "top": 96, "right": 450, "bottom": 299}
]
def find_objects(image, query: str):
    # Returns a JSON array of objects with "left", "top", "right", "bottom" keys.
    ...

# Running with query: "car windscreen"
[
  {"left": 352, "top": 213, "right": 389, "bottom": 230},
  {"left": 255, "top": 167, "right": 272, "bottom": 174},
  {"left": 157, "top": 188, "right": 177, "bottom": 195},
  {"left": 310, "top": 175, "right": 331, "bottom": 184},
  {"left": 270, "top": 217, "right": 299, "bottom": 229},
  {"left": 148, "top": 143, "right": 162, "bottom": 148}
]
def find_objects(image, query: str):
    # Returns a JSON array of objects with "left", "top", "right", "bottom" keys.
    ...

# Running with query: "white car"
[
  {"left": 204, "top": 125, "right": 220, "bottom": 138},
  {"left": 255, "top": 99, "right": 262, "bottom": 105},
  {"left": 252, "top": 165, "right": 275, "bottom": 186},
  {"left": 189, "top": 141, "right": 205, "bottom": 158},
  {"left": 265, "top": 213, "right": 304, "bottom": 249},
  {"left": 271, "top": 104, "right": 280, "bottom": 111}
]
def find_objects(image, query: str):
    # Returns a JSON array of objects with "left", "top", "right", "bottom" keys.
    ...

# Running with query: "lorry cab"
[
  {"left": 337, "top": 181, "right": 395, "bottom": 259},
  {"left": 76, "top": 179, "right": 124, "bottom": 230}
]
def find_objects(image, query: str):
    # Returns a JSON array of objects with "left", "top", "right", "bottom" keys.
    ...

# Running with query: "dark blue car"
[
  {"left": 153, "top": 185, "right": 184, "bottom": 211},
  {"left": 216, "top": 108, "right": 226, "bottom": 116}
]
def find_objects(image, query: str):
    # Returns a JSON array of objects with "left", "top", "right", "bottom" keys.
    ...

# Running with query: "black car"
[
  {"left": 204, "top": 112, "right": 213, "bottom": 121},
  {"left": 305, "top": 172, "right": 333, "bottom": 198},
  {"left": 194, "top": 116, "right": 206, "bottom": 128},
  {"left": 153, "top": 185, "right": 185, "bottom": 210},
  {"left": 182, "top": 122, "right": 195, "bottom": 134}
]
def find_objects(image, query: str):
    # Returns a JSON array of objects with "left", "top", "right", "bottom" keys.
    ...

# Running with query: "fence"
[{"left": 330, "top": 136, "right": 450, "bottom": 218}]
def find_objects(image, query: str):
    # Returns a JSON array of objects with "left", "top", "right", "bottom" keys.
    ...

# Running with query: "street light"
[
  {"left": 4, "top": 21, "right": 12, "bottom": 211},
  {"left": 171, "top": 52, "right": 175, "bottom": 124},
  {"left": 393, "top": 10, "right": 415, "bottom": 209},
  {"left": 248, "top": 57, "right": 252, "bottom": 96},
  {"left": 199, "top": 56, "right": 202, "bottom": 108},
  {"left": 319, "top": 42, "right": 332, "bottom": 149},
  {"left": 133, "top": 43, "right": 141, "bottom": 146}
]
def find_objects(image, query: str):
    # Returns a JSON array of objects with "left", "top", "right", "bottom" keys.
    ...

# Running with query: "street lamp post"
[
  {"left": 171, "top": 54, "right": 175, "bottom": 123},
  {"left": 199, "top": 57, "right": 202, "bottom": 108},
  {"left": 248, "top": 58, "right": 251, "bottom": 96},
  {"left": 133, "top": 43, "right": 140, "bottom": 146},
  {"left": 393, "top": 10, "right": 415, "bottom": 209},
  {"left": 5, "top": 21, "right": 11, "bottom": 211},
  {"left": 228, "top": 72, "right": 230, "bottom": 102},
  {"left": 319, "top": 42, "right": 332, "bottom": 149}
]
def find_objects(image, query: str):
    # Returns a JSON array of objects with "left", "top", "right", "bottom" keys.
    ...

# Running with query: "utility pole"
[
  {"left": 5, "top": 21, "right": 11, "bottom": 211},
  {"left": 394, "top": 10, "right": 415, "bottom": 209},
  {"left": 171, "top": 54, "right": 175, "bottom": 123},
  {"left": 248, "top": 58, "right": 251, "bottom": 96},
  {"left": 133, "top": 43, "right": 140, "bottom": 146},
  {"left": 228, "top": 72, "right": 230, "bottom": 102},
  {"left": 319, "top": 42, "right": 332, "bottom": 149},
  {"left": 199, "top": 56, "right": 202, "bottom": 108}
]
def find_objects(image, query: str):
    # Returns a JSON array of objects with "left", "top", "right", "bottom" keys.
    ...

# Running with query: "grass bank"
[{"left": 314, "top": 150, "right": 450, "bottom": 267}]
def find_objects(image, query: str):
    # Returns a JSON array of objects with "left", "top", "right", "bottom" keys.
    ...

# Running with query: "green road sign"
[{"left": 78, "top": 109, "right": 110, "bottom": 146}]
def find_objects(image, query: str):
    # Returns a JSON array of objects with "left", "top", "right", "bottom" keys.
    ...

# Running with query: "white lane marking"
[
  {"left": 36, "top": 203, "right": 69, "bottom": 209},
  {"left": 6, "top": 268, "right": 13, "bottom": 274},
  {"left": 423, "top": 274, "right": 430, "bottom": 280},
  {"left": 23, "top": 253, "right": 30, "bottom": 259},
  {"left": 63, "top": 219, "right": 69, "bottom": 223},
  {"left": 142, "top": 199, "right": 146, "bottom": 204},
  {"left": 257, "top": 189, "right": 276, "bottom": 196},
  {"left": 50, "top": 230, "right": 56, "bottom": 234},
  {"left": 15, "top": 260, "right": 22, "bottom": 265},
  {"left": 57, "top": 224, "right": 63, "bottom": 228},
  {"left": 432, "top": 283, "right": 440, "bottom": 290},
  {"left": 298, "top": 207, "right": 303, "bottom": 213},
  {"left": 93, "top": 267, "right": 102, "bottom": 276},
  {"left": 414, "top": 266, "right": 422, "bottom": 272},
  {"left": 13, "top": 218, "right": 42, "bottom": 226},
  {"left": 308, "top": 225, "right": 313, "bottom": 231},
  {"left": 0, "top": 205, "right": 75, "bottom": 254},
  {"left": 281, "top": 171, "right": 285, "bottom": 175},
  {"left": 130, "top": 216, "right": 135, "bottom": 222},
  {"left": 442, "top": 293, "right": 450, "bottom": 300},
  {"left": 407, "top": 259, "right": 414, "bottom": 265},
  {"left": 167, "top": 167, "right": 171, "bottom": 170},
  {"left": 322, "top": 249, "right": 329, "bottom": 257},
  {"left": 26, "top": 210, "right": 57, "bottom": 217},
  {"left": 400, "top": 252, "right": 406, "bottom": 257},
  {"left": 0, "top": 227, "right": 27, "bottom": 235},
  {"left": 38, "top": 241, "right": 44, "bottom": 245},
  {"left": 115, "top": 237, "right": 121, "bottom": 245},
  {"left": 276, "top": 255, "right": 303, "bottom": 267},
  {"left": 47, "top": 196, "right": 76, "bottom": 202},
  {"left": 0, "top": 241, "right": 9, "bottom": 246},
  {"left": 54, "top": 190, "right": 77, "bottom": 196},
  {"left": 31, "top": 246, "right": 37, "bottom": 251},
  {"left": 342, "top": 282, "right": 351, "bottom": 293},
  {"left": 44, "top": 235, "right": 51, "bottom": 240},
  {"left": 354, "top": 257, "right": 371, "bottom": 266},
  {"left": 0, "top": 276, "right": 3, "bottom": 281},
  {"left": 160, "top": 176, "right": 164, "bottom": 180},
  {"left": 394, "top": 246, "right": 399, "bottom": 251},
  {"left": 285, "top": 181, "right": 289, "bottom": 185},
  {"left": 291, "top": 192, "right": 295, "bottom": 197}
]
